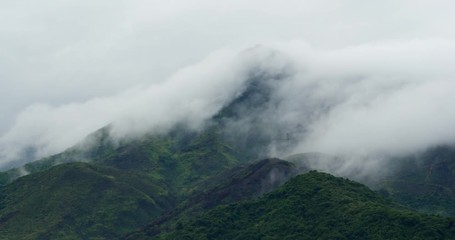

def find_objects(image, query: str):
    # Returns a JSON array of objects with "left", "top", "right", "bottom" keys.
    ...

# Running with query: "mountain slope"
[
  {"left": 379, "top": 146, "right": 455, "bottom": 216},
  {"left": 0, "top": 126, "right": 245, "bottom": 239},
  {"left": 285, "top": 148, "right": 455, "bottom": 217},
  {"left": 127, "top": 158, "right": 298, "bottom": 239},
  {"left": 161, "top": 171, "right": 455, "bottom": 240},
  {"left": 0, "top": 162, "right": 173, "bottom": 239}
]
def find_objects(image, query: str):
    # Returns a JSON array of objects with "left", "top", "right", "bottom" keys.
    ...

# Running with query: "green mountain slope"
[
  {"left": 0, "top": 126, "right": 246, "bottom": 239},
  {"left": 127, "top": 158, "right": 298, "bottom": 239},
  {"left": 161, "top": 171, "right": 455, "bottom": 240},
  {"left": 285, "top": 149, "right": 455, "bottom": 217},
  {"left": 2, "top": 125, "right": 243, "bottom": 191},
  {"left": 0, "top": 162, "right": 173, "bottom": 239},
  {"left": 379, "top": 146, "right": 455, "bottom": 216}
]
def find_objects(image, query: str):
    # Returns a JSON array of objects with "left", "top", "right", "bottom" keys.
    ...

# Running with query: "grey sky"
[{"left": 1, "top": 0, "right": 455, "bottom": 166}]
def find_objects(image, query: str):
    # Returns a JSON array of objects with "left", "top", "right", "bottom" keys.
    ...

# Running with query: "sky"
[{"left": 1, "top": 0, "right": 455, "bottom": 167}]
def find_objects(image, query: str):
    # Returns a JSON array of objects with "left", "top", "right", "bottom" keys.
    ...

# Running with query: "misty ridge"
[{"left": 1, "top": 39, "right": 455, "bottom": 183}]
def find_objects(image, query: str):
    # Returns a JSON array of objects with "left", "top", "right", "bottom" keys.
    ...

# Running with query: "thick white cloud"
[
  {"left": 0, "top": 49, "right": 252, "bottom": 165},
  {"left": 282, "top": 39, "right": 455, "bottom": 155},
  {"left": 2, "top": 0, "right": 455, "bottom": 167}
]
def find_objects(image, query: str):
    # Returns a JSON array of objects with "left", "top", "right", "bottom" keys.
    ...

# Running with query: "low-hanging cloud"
[
  {"left": 0, "top": 49, "right": 244, "bottom": 166},
  {"left": 0, "top": 47, "right": 293, "bottom": 167},
  {"left": 2, "top": 1, "right": 455, "bottom": 170},
  {"left": 279, "top": 39, "right": 455, "bottom": 156},
  {"left": 217, "top": 39, "right": 455, "bottom": 161},
  {"left": 2, "top": 39, "right": 455, "bottom": 169}
]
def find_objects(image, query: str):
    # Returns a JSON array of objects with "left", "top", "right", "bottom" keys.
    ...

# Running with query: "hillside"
[
  {"left": 0, "top": 162, "right": 172, "bottom": 239},
  {"left": 0, "top": 126, "right": 246, "bottom": 239},
  {"left": 127, "top": 158, "right": 298, "bottom": 239},
  {"left": 159, "top": 171, "right": 455, "bottom": 240},
  {"left": 0, "top": 157, "right": 298, "bottom": 239},
  {"left": 285, "top": 148, "right": 455, "bottom": 217},
  {"left": 379, "top": 146, "right": 455, "bottom": 216}
]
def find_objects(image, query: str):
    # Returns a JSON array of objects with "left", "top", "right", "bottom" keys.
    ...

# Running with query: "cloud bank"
[
  {"left": 0, "top": 49, "right": 252, "bottom": 166},
  {"left": 2, "top": 1, "right": 455, "bottom": 168},
  {"left": 2, "top": 39, "right": 455, "bottom": 168}
]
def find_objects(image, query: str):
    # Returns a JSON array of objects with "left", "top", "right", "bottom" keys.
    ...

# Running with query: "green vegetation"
[
  {"left": 161, "top": 171, "right": 455, "bottom": 240},
  {"left": 0, "top": 126, "right": 245, "bottom": 239},
  {"left": 127, "top": 158, "right": 298, "bottom": 239},
  {"left": 379, "top": 146, "right": 455, "bottom": 216},
  {"left": 0, "top": 162, "right": 172, "bottom": 239}
]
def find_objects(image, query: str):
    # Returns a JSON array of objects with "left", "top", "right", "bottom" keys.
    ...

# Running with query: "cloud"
[
  {"left": 0, "top": 48, "right": 267, "bottom": 167},
  {"left": 284, "top": 39, "right": 455, "bottom": 155},
  {"left": 195, "top": 39, "right": 455, "bottom": 161},
  {"left": 2, "top": 39, "right": 455, "bottom": 169},
  {"left": 2, "top": 1, "right": 455, "bottom": 168}
]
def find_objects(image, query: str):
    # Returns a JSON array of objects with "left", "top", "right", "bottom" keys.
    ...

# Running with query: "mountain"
[
  {"left": 0, "top": 126, "right": 246, "bottom": 239},
  {"left": 0, "top": 70, "right": 285, "bottom": 185},
  {"left": 158, "top": 171, "right": 455, "bottom": 240},
  {"left": 1, "top": 74, "right": 455, "bottom": 239},
  {"left": 0, "top": 74, "right": 291, "bottom": 239}
]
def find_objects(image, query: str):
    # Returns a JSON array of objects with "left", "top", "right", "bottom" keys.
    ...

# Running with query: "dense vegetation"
[
  {"left": 285, "top": 149, "right": 455, "bottom": 217},
  {"left": 0, "top": 126, "right": 247, "bottom": 239},
  {"left": 1, "top": 140, "right": 455, "bottom": 239},
  {"left": 127, "top": 158, "right": 298, "bottom": 239},
  {"left": 0, "top": 163, "right": 172, "bottom": 239},
  {"left": 379, "top": 146, "right": 455, "bottom": 216},
  {"left": 160, "top": 171, "right": 455, "bottom": 240}
]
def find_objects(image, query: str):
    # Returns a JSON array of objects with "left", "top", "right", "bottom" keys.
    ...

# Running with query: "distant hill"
[
  {"left": 0, "top": 162, "right": 172, "bottom": 239},
  {"left": 0, "top": 126, "right": 244, "bottom": 239},
  {"left": 285, "top": 149, "right": 455, "bottom": 217},
  {"left": 378, "top": 146, "right": 455, "bottom": 216},
  {"left": 157, "top": 171, "right": 455, "bottom": 240}
]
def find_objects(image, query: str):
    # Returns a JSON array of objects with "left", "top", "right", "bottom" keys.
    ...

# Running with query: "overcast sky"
[{"left": 1, "top": 0, "right": 455, "bottom": 167}]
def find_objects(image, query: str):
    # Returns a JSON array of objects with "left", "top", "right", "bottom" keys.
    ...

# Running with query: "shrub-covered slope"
[
  {"left": 285, "top": 148, "right": 455, "bottom": 217},
  {"left": 0, "top": 162, "right": 173, "bottom": 239},
  {"left": 379, "top": 146, "right": 455, "bottom": 216},
  {"left": 127, "top": 158, "right": 298, "bottom": 239},
  {"left": 162, "top": 171, "right": 455, "bottom": 240},
  {"left": 0, "top": 126, "right": 244, "bottom": 239}
]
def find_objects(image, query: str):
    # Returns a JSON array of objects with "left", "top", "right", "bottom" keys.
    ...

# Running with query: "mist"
[{"left": 2, "top": 1, "right": 455, "bottom": 172}]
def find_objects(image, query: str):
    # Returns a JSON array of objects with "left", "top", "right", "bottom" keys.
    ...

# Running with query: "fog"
[{"left": 1, "top": 1, "right": 455, "bottom": 168}]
